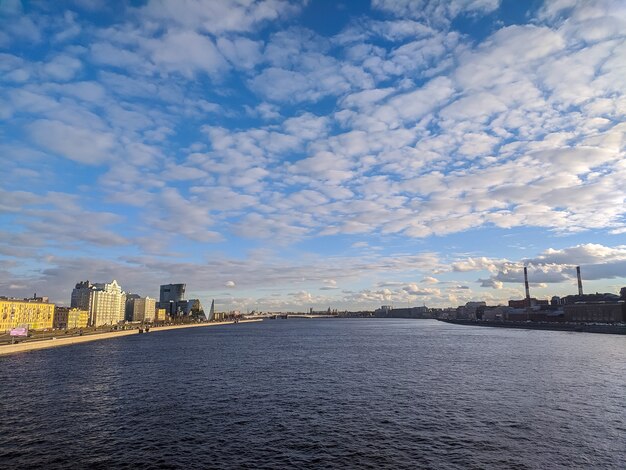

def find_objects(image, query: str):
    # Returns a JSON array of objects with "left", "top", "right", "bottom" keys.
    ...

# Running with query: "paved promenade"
[{"left": 0, "top": 320, "right": 262, "bottom": 356}]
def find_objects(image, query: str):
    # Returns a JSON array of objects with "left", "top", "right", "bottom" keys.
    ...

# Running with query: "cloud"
[
  {"left": 27, "top": 119, "right": 116, "bottom": 165},
  {"left": 371, "top": 0, "right": 500, "bottom": 25},
  {"left": 527, "top": 243, "right": 626, "bottom": 266},
  {"left": 479, "top": 278, "right": 503, "bottom": 289},
  {"left": 42, "top": 55, "right": 83, "bottom": 81},
  {"left": 224, "top": 280, "right": 236, "bottom": 288},
  {"left": 320, "top": 279, "right": 338, "bottom": 290},
  {"left": 146, "top": 30, "right": 229, "bottom": 77},
  {"left": 138, "top": 0, "right": 304, "bottom": 35},
  {"left": 402, "top": 283, "right": 441, "bottom": 296},
  {"left": 3, "top": 0, "right": 626, "bottom": 311},
  {"left": 456, "top": 243, "right": 626, "bottom": 289}
]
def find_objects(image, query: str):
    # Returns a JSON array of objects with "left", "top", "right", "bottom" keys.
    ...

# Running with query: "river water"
[{"left": 1, "top": 319, "right": 624, "bottom": 469}]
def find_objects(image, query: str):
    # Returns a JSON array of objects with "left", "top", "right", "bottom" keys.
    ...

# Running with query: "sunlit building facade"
[
  {"left": 54, "top": 307, "right": 89, "bottom": 329},
  {"left": 155, "top": 308, "right": 167, "bottom": 322},
  {"left": 0, "top": 297, "right": 55, "bottom": 332},
  {"left": 128, "top": 297, "right": 156, "bottom": 322},
  {"left": 71, "top": 280, "right": 126, "bottom": 327}
]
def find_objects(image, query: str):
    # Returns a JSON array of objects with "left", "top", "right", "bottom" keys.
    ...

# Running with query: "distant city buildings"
[
  {"left": 1, "top": 265, "right": 625, "bottom": 335},
  {"left": 158, "top": 283, "right": 205, "bottom": 320},
  {"left": 71, "top": 280, "right": 127, "bottom": 327},
  {"left": 374, "top": 305, "right": 430, "bottom": 319}
]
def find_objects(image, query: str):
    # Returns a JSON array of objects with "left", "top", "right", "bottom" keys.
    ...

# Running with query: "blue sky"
[{"left": 1, "top": 0, "right": 626, "bottom": 311}]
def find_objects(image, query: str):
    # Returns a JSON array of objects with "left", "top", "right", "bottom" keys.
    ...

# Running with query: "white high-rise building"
[{"left": 71, "top": 279, "right": 126, "bottom": 327}]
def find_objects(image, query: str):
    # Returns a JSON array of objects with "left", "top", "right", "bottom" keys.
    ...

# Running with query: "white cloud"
[
  {"left": 528, "top": 244, "right": 626, "bottom": 266},
  {"left": 42, "top": 55, "right": 83, "bottom": 81},
  {"left": 27, "top": 119, "right": 116, "bottom": 165},
  {"left": 371, "top": 0, "right": 500, "bottom": 25},
  {"left": 145, "top": 30, "right": 229, "bottom": 77},
  {"left": 138, "top": 0, "right": 304, "bottom": 35},
  {"left": 3, "top": 0, "right": 626, "bottom": 310}
]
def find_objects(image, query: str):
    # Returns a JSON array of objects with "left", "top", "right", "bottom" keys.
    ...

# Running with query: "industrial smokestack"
[
  {"left": 524, "top": 266, "right": 530, "bottom": 300},
  {"left": 576, "top": 266, "right": 583, "bottom": 296}
]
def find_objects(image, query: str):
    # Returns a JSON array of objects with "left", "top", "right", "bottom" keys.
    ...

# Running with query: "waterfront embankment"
[
  {"left": 0, "top": 320, "right": 262, "bottom": 356},
  {"left": 439, "top": 318, "right": 626, "bottom": 335}
]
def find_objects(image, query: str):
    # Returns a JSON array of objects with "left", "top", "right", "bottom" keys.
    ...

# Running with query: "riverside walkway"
[{"left": 0, "top": 320, "right": 262, "bottom": 356}]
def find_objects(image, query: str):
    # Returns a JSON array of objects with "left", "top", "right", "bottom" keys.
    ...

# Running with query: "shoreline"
[
  {"left": 0, "top": 319, "right": 263, "bottom": 357},
  {"left": 438, "top": 318, "right": 626, "bottom": 335}
]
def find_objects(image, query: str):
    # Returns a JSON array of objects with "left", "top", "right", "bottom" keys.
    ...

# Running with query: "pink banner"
[{"left": 9, "top": 327, "right": 28, "bottom": 337}]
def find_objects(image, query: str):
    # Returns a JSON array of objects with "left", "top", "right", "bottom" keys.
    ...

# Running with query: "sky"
[{"left": 1, "top": 0, "right": 625, "bottom": 312}]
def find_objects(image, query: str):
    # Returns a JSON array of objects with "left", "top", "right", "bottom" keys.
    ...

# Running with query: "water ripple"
[{"left": 1, "top": 319, "right": 625, "bottom": 469}]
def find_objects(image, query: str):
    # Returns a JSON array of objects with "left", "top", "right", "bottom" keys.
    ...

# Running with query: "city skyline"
[{"left": 1, "top": 0, "right": 626, "bottom": 311}]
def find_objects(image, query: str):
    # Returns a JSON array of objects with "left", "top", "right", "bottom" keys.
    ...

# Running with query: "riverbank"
[
  {"left": 439, "top": 318, "right": 626, "bottom": 335},
  {"left": 0, "top": 320, "right": 262, "bottom": 356}
]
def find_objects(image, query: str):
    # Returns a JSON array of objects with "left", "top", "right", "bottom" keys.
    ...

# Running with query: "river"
[{"left": 1, "top": 319, "right": 624, "bottom": 468}]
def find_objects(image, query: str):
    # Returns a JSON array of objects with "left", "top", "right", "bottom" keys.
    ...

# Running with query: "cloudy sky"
[{"left": 1, "top": 0, "right": 625, "bottom": 311}]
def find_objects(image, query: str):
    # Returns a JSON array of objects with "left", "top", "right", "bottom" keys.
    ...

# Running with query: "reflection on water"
[{"left": 1, "top": 319, "right": 625, "bottom": 469}]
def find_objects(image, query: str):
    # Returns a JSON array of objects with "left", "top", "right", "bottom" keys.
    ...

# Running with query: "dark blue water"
[{"left": 1, "top": 319, "right": 625, "bottom": 469}]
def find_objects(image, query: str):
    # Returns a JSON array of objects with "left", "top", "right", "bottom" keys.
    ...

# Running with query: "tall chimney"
[
  {"left": 524, "top": 266, "right": 530, "bottom": 301},
  {"left": 576, "top": 266, "right": 583, "bottom": 296}
]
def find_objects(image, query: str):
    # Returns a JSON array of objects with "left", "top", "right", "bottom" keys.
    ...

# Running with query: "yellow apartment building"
[
  {"left": 0, "top": 297, "right": 55, "bottom": 332},
  {"left": 155, "top": 308, "right": 167, "bottom": 322},
  {"left": 54, "top": 307, "right": 89, "bottom": 329}
]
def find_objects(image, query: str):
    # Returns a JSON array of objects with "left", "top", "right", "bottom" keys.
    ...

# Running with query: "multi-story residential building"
[
  {"left": 127, "top": 296, "right": 156, "bottom": 322},
  {"left": 54, "top": 307, "right": 89, "bottom": 329},
  {"left": 155, "top": 308, "right": 167, "bottom": 322},
  {"left": 0, "top": 296, "right": 55, "bottom": 332},
  {"left": 71, "top": 280, "right": 126, "bottom": 327},
  {"left": 125, "top": 294, "right": 141, "bottom": 321},
  {"left": 71, "top": 281, "right": 92, "bottom": 310}
]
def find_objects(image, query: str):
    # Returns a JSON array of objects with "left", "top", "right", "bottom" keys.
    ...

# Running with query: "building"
[
  {"left": 564, "top": 302, "right": 625, "bottom": 323},
  {"left": 54, "top": 307, "right": 89, "bottom": 329},
  {"left": 455, "top": 301, "right": 486, "bottom": 320},
  {"left": 71, "top": 280, "right": 126, "bottom": 327},
  {"left": 504, "top": 309, "right": 529, "bottom": 321},
  {"left": 157, "top": 284, "right": 205, "bottom": 319},
  {"left": 181, "top": 299, "right": 205, "bottom": 318},
  {"left": 480, "top": 306, "right": 511, "bottom": 321},
  {"left": 561, "top": 292, "right": 621, "bottom": 305},
  {"left": 0, "top": 295, "right": 55, "bottom": 332},
  {"left": 124, "top": 294, "right": 141, "bottom": 321},
  {"left": 508, "top": 298, "right": 549, "bottom": 308},
  {"left": 71, "top": 281, "right": 92, "bottom": 310},
  {"left": 374, "top": 305, "right": 429, "bottom": 318},
  {"left": 159, "top": 283, "right": 186, "bottom": 316},
  {"left": 127, "top": 296, "right": 156, "bottom": 322},
  {"left": 155, "top": 308, "right": 167, "bottom": 322}
]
